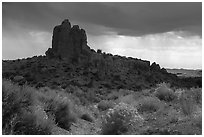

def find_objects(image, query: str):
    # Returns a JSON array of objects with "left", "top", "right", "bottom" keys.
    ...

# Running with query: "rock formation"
[
  {"left": 150, "top": 62, "right": 161, "bottom": 71},
  {"left": 3, "top": 19, "right": 201, "bottom": 91},
  {"left": 46, "top": 19, "right": 91, "bottom": 62}
]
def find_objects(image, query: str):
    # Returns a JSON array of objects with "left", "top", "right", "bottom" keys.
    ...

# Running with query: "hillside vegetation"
[{"left": 2, "top": 79, "right": 201, "bottom": 135}]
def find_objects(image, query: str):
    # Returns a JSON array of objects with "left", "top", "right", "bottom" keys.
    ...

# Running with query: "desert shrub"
[
  {"left": 98, "top": 100, "right": 115, "bottom": 111},
  {"left": 175, "top": 88, "right": 185, "bottom": 99},
  {"left": 79, "top": 96, "right": 89, "bottom": 105},
  {"left": 13, "top": 112, "right": 52, "bottom": 135},
  {"left": 155, "top": 83, "right": 176, "bottom": 102},
  {"left": 101, "top": 102, "right": 143, "bottom": 135},
  {"left": 107, "top": 92, "right": 119, "bottom": 100},
  {"left": 2, "top": 82, "right": 20, "bottom": 124},
  {"left": 179, "top": 92, "right": 194, "bottom": 116},
  {"left": 3, "top": 81, "right": 35, "bottom": 133},
  {"left": 176, "top": 88, "right": 201, "bottom": 105},
  {"left": 41, "top": 90, "right": 77, "bottom": 130},
  {"left": 188, "top": 88, "right": 202, "bottom": 104},
  {"left": 137, "top": 97, "right": 163, "bottom": 114},
  {"left": 117, "top": 92, "right": 139, "bottom": 105},
  {"left": 2, "top": 80, "right": 52, "bottom": 135},
  {"left": 55, "top": 100, "right": 76, "bottom": 130},
  {"left": 178, "top": 88, "right": 202, "bottom": 116},
  {"left": 164, "top": 108, "right": 181, "bottom": 124},
  {"left": 75, "top": 104, "right": 99, "bottom": 120},
  {"left": 192, "top": 115, "right": 202, "bottom": 129},
  {"left": 85, "top": 89, "right": 101, "bottom": 103}
]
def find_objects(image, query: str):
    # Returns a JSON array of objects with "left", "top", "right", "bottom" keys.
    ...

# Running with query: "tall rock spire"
[{"left": 46, "top": 19, "right": 89, "bottom": 61}]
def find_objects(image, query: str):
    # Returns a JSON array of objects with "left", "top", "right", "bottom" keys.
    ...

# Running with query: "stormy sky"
[{"left": 2, "top": 2, "right": 202, "bottom": 69}]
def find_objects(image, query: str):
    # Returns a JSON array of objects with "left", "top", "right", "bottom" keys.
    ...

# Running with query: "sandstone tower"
[{"left": 46, "top": 19, "right": 90, "bottom": 61}]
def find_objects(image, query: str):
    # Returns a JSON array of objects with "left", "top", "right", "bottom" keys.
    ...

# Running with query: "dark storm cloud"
[
  {"left": 3, "top": 2, "right": 202, "bottom": 36},
  {"left": 3, "top": 2, "right": 60, "bottom": 32}
]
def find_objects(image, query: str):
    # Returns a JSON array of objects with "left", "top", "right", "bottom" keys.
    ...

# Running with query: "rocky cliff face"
[{"left": 45, "top": 19, "right": 91, "bottom": 62}]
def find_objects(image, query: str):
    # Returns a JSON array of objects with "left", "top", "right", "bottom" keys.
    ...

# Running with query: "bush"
[
  {"left": 55, "top": 100, "right": 76, "bottom": 130},
  {"left": 155, "top": 83, "right": 176, "bottom": 102},
  {"left": 192, "top": 115, "right": 202, "bottom": 129},
  {"left": 137, "top": 97, "right": 163, "bottom": 114},
  {"left": 13, "top": 112, "right": 52, "bottom": 135},
  {"left": 179, "top": 92, "right": 194, "bottom": 116},
  {"left": 85, "top": 89, "right": 101, "bottom": 103},
  {"left": 42, "top": 92, "right": 77, "bottom": 131},
  {"left": 37, "top": 87, "right": 78, "bottom": 131},
  {"left": 2, "top": 80, "right": 52, "bottom": 135},
  {"left": 98, "top": 100, "right": 115, "bottom": 111},
  {"left": 188, "top": 88, "right": 202, "bottom": 104},
  {"left": 101, "top": 102, "right": 143, "bottom": 135},
  {"left": 3, "top": 81, "right": 34, "bottom": 133}
]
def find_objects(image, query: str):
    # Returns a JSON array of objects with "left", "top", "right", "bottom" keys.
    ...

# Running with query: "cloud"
[
  {"left": 3, "top": 2, "right": 202, "bottom": 36},
  {"left": 3, "top": 22, "right": 51, "bottom": 59}
]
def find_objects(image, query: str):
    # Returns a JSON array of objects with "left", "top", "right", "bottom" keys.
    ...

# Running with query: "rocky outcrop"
[
  {"left": 150, "top": 62, "right": 161, "bottom": 71},
  {"left": 3, "top": 19, "right": 201, "bottom": 91},
  {"left": 45, "top": 19, "right": 91, "bottom": 62}
]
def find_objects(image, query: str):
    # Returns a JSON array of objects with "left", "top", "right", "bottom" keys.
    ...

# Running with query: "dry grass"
[
  {"left": 177, "top": 88, "right": 202, "bottom": 117},
  {"left": 179, "top": 90, "right": 196, "bottom": 116},
  {"left": 2, "top": 80, "right": 52, "bottom": 135},
  {"left": 37, "top": 87, "right": 77, "bottom": 130},
  {"left": 2, "top": 79, "right": 77, "bottom": 134}
]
